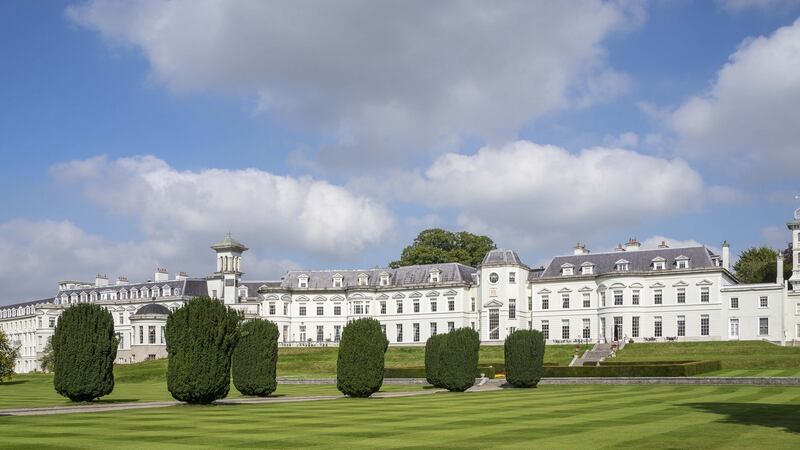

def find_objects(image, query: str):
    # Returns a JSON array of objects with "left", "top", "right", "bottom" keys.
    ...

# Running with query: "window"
[
  {"left": 677, "top": 316, "right": 685, "bottom": 337},
  {"left": 614, "top": 290, "right": 623, "bottom": 306},
  {"left": 298, "top": 276, "right": 308, "bottom": 288},
  {"left": 37, "top": 317, "right": 42, "bottom": 328},
  {"left": 283, "top": 303, "right": 289, "bottom": 315},
  {"left": 317, "top": 326, "right": 324, "bottom": 342},
  {"left": 632, "top": 290, "right": 640, "bottom": 305},
  {"left": 541, "top": 320, "right": 549, "bottom": 340},
  {"left": 582, "top": 293, "right": 590, "bottom": 308},
  {"left": 334, "top": 325, "right": 341, "bottom": 342},
  {"left": 269, "top": 303, "right": 276, "bottom": 315},
  {"left": 333, "top": 277, "right": 342, "bottom": 288},
  {"left": 448, "top": 322, "right": 455, "bottom": 332},
  {"left": 358, "top": 275, "right": 368, "bottom": 286},
  {"left": 316, "top": 305, "right": 324, "bottom": 316},
  {"left": 380, "top": 273, "right": 389, "bottom": 286},
  {"left": 299, "top": 325, "right": 306, "bottom": 342},
  {"left": 509, "top": 326, "right": 516, "bottom": 334},
  {"left": 796, "top": 323, "right": 800, "bottom": 339},
  {"left": 381, "top": 324, "right": 386, "bottom": 336},
  {"left": 448, "top": 298, "right": 455, "bottom": 311},
  {"left": 760, "top": 296, "right": 768, "bottom": 308},
  {"left": 582, "top": 265, "right": 594, "bottom": 275},
  {"left": 509, "top": 272, "right": 516, "bottom": 283},
  {"left": 600, "top": 291, "right": 606, "bottom": 307},
  {"left": 212, "top": 290, "right": 217, "bottom": 299},
  {"left": 562, "top": 294, "right": 570, "bottom": 309},
  {"left": 49, "top": 317, "right": 55, "bottom": 328},
  {"left": 677, "top": 288, "right": 686, "bottom": 304},
  {"left": 489, "top": 309, "right": 499, "bottom": 340},
  {"left": 139, "top": 326, "right": 144, "bottom": 344},
  {"left": 582, "top": 319, "right": 590, "bottom": 339},
  {"left": 396, "top": 324, "right": 403, "bottom": 342},
  {"left": 796, "top": 303, "right": 800, "bottom": 315},
  {"left": 334, "top": 304, "right": 342, "bottom": 316},
  {"left": 299, "top": 306, "right": 307, "bottom": 316},
  {"left": 541, "top": 295, "right": 549, "bottom": 310},
  {"left": 430, "top": 299, "right": 438, "bottom": 312},
  {"left": 508, "top": 299, "right": 516, "bottom": 319},
  {"left": 730, "top": 318, "right": 739, "bottom": 339},
  {"left": 528, "top": 296, "right": 533, "bottom": 311},
  {"left": 654, "top": 317, "right": 662, "bottom": 337},
  {"left": 353, "top": 302, "right": 366, "bottom": 315},
  {"left": 701, "top": 315, "right": 710, "bottom": 336},
  {"left": 700, "top": 287, "right": 709, "bottom": 303},
  {"left": 677, "top": 259, "right": 689, "bottom": 269},
  {"left": 561, "top": 320, "right": 570, "bottom": 339},
  {"left": 471, "top": 297, "right": 476, "bottom": 312},
  {"left": 161, "top": 326, "right": 165, "bottom": 344},
  {"left": 654, "top": 290, "right": 663, "bottom": 305},
  {"left": 730, "top": 297, "right": 739, "bottom": 309},
  {"left": 615, "top": 261, "right": 629, "bottom": 271},
  {"left": 379, "top": 302, "right": 385, "bottom": 314},
  {"left": 652, "top": 260, "right": 665, "bottom": 270},
  {"left": 413, "top": 300, "right": 420, "bottom": 313},
  {"left": 396, "top": 300, "right": 403, "bottom": 314},
  {"left": 562, "top": 267, "right": 574, "bottom": 276},
  {"left": 489, "top": 272, "right": 499, "bottom": 283},
  {"left": 413, "top": 323, "right": 420, "bottom": 342},
  {"left": 283, "top": 325, "right": 288, "bottom": 343},
  {"left": 632, "top": 317, "right": 640, "bottom": 337},
  {"left": 117, "top": 333, "right": 124, "bottom": 348},
  {"left": 759, "top": 317, "right": 769, "bottom": 336},
  {"left": 430, "top": 322, "right": 437, "bottom": 336}
]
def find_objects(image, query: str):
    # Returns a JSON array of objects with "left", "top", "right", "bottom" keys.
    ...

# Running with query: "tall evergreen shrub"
[
  {"left": 166, "top": 296, "right": 240, "bottom": 404},
  {"left": 232, "top": 319, "right": 279, "bottom": 396},
  {"left": 52, "top": 303, "right": 117, "bottom": 402},
  {"left": 336, "top": 318, "right": 388, "bottom": 397},
  {"left": 504, "top": 329, "right": 545, "bottom": 387},
  {"left": 424, "top": 333, "right": 445, "bottom": 387},
  {"left": 438, "top": 327, "right": 480, "bottom": 392}
]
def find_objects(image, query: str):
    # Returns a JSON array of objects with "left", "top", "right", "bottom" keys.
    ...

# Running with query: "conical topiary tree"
[
  {"left": 166, "top": 296, "right": 240, "bottom": 404},
  {"left": 438, "top": 327, "right": 480, "bottom": 392},
  {"left": 337, "top": 318, "right": 388, "bottom": 397},
  {"left": 504, "top": 329, "right": 545, "bottom": 388},
  {"left": 52, "top": 303, "right": 117, "bottom": 402},
  {"left": 232, "top": 319, "right": 279, "bottom": 396}
]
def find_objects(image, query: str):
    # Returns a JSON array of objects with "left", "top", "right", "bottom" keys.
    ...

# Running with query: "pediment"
[
  {"left": 629, "top": 282, "right": 644, "bottom": 289},
  {"left": 696, "top": 279, "right": 713, "bottom": 286},
  {"left": 672, "top": 281, "right": 689, "bottom": 287},
  {"left": 426, "top": 291, "right": 440, "bottom": 298},
  {"left": 484, "top": 299, "right": 503, "bottom": 308},
  {"left": 376, "top": 293, "right": 390, "bottom": 300},
  {"left": 392, "top": 292, "right": 406, "bottom": 299},
  {"left": 409, "top": 291, "right": 423, "bottom": 298},
  {"left": 295, "top": 295, "right": 310, "bottom": 302},
  {"left": 349, "top": 292, "right": 368, "bottom": 300},
  {"left": 313, "top": 296, "right": 327, "bottom": 302},
  {"left": 580, "top": 261, "right": 595, "bottom": 267},
  {"left": 557, "top": 287, "right": 572, "bottom": 293},
  {"left": 330, "top": 295, "right": 345, "bottom": 302},
  {"left": 537, "top": 288, "right": 552, "bottom": 294},
  {"left": 443, "top": 289, "right": 459, "bottom": 296},
  {"left": 281, "top": 294, "right": 292, "bottom": 302},
  {"left": 651, "top": 256, "right": 666, "bottom": 262},
  {"left": 578, "top": 286, "right": 594, "bottom": 292},
  {"left": 649, "top": 282, "right": 665, "bottom": 288},
  {"left": 264, "top": 294, "right": 280, "bottom": 301},
  {"left": 560, "top": 262, "right": 575, "bottom": 268},
  {"left": 609, "top": 282, "right": 626, "bottom": 289}
]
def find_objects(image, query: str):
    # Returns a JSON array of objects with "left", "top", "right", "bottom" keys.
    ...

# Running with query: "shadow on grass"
[
  {"left": 0, "top": 380, "right": 29, "bottom": 386},
  {"left": 689, "top": 403, "right": 800, "bottom": 434}
]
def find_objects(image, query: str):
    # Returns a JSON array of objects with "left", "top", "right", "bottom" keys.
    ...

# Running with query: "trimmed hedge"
[
  {"left": 424, "top": 334, "right": 445, "bottom": 386},
  {"left": 504, "top": 330, "right": 545, "bottom": 388},
  {"left": 544, "top": 360, "right": 721, "bottom": 377},
  {"left": 166, "top": 296, "right": 240, "bottom": 404},
  {"left": 52, "top": 303, "right": 118, "bottom": 402},
  {"left": 337, "top": 318, "right": 388, "bottom": 397},
  {"left": 438, "top": 328, "right": 481, "bottom": 392},
  {"left": 232, "top": 319, "right": 279, "bottom": 397},
  {"left": 386, "top": 365, "right": 497, "bottom": 379}
]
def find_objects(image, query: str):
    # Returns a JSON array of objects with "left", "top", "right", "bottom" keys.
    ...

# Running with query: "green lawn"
[
  {"left": 614, "top": 341, "right": 800, "bottom": 376},
  {"left": 1, "top": 385, "right": 798, "bottom": 448}
]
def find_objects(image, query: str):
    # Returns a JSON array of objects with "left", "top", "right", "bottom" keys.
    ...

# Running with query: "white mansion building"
[{"left": 4, "top": 214, "right": 800, "bottom": 373}]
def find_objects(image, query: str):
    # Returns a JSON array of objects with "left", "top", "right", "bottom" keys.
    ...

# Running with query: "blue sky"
[{"left": 1, "top": 0, "right": 799, "bottom": 304}]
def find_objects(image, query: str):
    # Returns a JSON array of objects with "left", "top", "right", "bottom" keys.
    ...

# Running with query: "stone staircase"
[{"left": 570, "top": 343, "right": 615, "bottom": 367}]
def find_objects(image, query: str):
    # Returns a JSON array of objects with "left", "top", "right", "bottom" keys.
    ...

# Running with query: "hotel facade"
[{"left": 3, "top": 213, "right": 800, "bottom": 373}]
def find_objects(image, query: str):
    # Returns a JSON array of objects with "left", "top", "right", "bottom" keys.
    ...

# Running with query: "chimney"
[
  {"left": 722, "top": 241, "right": 730, "bottom": 271},
  {"left": 95, "top": 274, "right": 108, "bottom": 287},
  {"left": 777, "top": 252, "right": 785, "bottom": 286},
  {"left": 625, "top": 237, "right": 641, "bottom": 252},
  {"left": 155, "top": 268, "right": 169, "bottom": 283},
  {"left": 614, "top": 243, "right": 626, "bottom": 252},
  {"left": 116, "top": 276, "right": 129, "bottom": 286},
  {"left": 175, "top": 271, "right": 188, "bottom": 281},
  {"left": 573, "top": 243, "right": 589, "bottom": 255},
  {"left": 658, "top": 240, "right": 669, "bottom": 249}
]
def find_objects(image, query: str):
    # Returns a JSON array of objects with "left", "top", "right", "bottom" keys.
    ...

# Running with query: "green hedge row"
[
  {"left": 385, "top": 365, "right": 497, "bottom": 379},
  {"left": 545, "top": 360, "right": 721, "bottom": 377}
]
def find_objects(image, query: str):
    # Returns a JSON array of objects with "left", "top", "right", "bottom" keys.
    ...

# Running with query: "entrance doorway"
[{"left": 613, "top": 317, "right": 622, "bottom": 341}]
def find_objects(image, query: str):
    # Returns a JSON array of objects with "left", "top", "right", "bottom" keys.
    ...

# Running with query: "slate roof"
[
  {"left": 482, "top": 249, "right": 524, "bottom": 266},
  {"left": 277, "top": 263, "right": 477, "bottom": 290},
  {"left": 0, "top": 298, "right": 54, "bottom": 311},
  {"left": 540, "top": 246, "right": 718, "bottom": 278},
  {"left": 53, "top": 278, "right": 209, "bottom": 299},
  {"left": 134, "top": 303, "right": 171, "bottom": 316}
]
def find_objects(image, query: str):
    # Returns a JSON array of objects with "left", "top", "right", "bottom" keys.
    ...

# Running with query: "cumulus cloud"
[
  {"left": 50, "top": 155, "right": 393, "bottom": 258},
  {"left": 355, "top": 140, "right": 711, "bottom": 249},
  {"left": 670, "top": 18, "right": 800, "bottom": 176},
  {"left": 66, "top": 0, "right": 641, "bottom": 170}
]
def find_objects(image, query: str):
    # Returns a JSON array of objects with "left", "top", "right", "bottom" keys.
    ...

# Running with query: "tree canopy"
[
  {"left": 0, "top": 329, "right": 19, "bottom": 382},
  {"left": 733, "top": 246, "right": 792, "bottom": 284},
  {"left": 390, "top": 229, "right": 496, "bottom": 268}
]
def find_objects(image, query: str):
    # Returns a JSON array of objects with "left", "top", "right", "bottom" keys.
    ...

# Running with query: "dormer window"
[
  {"left": 614, "top": 259, "right": 630, "bottom": 271},
  {"left": 298, "top": 274, "right": 309, "bottom": 289},
  {"left": 580, "top": 262, "right": 594, "bottom": 275},
  {"left": 358, "top": 273, "right": 368, "bottom": 286},
  {"left": 332, "top": 274, "right": 343, "bottom": 288},
  {"left": 561, "top": 263, "right": 574, "bottom": 276},
  {"left": 651, "top": 257, "right": 666, "bottom": 271},
  {"left": 379, "top": 272, "right": 390, "bottom": 286},
  {"left": 429, "top": 269, "right": 440, "bottom": 283},
  {"left": 675, "top": 256, "right": 690, "bottom": 269}
]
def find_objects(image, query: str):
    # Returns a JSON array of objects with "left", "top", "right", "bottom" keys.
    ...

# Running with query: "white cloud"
[
  {"left": 640, "top": 235, "right": 706, "bottom": 250},
  {"left": 604, "top": 131, "right": 639, "bottom": 148},
  {"left": 66, "top": 0, "right": 641, "bottom": 170},
  {"left": 670, "top": 18, "right": 800, "bottom": 176},
  {"left": 360, "top": 140, "right": 710, "bottom": 249},
  {"left": 716, "top": 0, "right": 800, "bottom": 13},
  {"left": 50, "top": 155, "right": 393, "bottom": 258}
]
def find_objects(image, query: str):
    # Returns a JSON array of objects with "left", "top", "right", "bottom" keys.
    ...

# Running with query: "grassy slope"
[
  {"left": 1, "top": 385, "right": 799, "bottom": 448},
  {"left": 614, "top": 341, "right": 800, "bottom": 376}
]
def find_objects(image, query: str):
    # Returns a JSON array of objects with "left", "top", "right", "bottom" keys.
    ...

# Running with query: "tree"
[
  {"left": 390, "top": 229, "right": 496, "bottom": 268},
  {"left": 733, "top": 246, "right": 792, "bottom": 284},
  {"left": 337, "top": 318, "right": 388, "bottom": 397},
  {"left": 232, "top": 319, "right": 279, "bottom": 397},
  {"left": 39, "top": 338, "right": 54, "bottom": 373},
  {"left": 504, "top": 329, "right": 545, "bottom": 388},
  {"left": 424, "top": 333, "right": 445, "bottom": 387},
  {"left": 166, "top": 296, "right": 240, "bottom": 404},
  {"left": 52, "top": 303, "right": 117, "bottom": 402},
  {"left": 439, "top": 327, "right": 480, "bottom": 392},
  {"left": 0, "top": 329, "right": 19, "bottom": 382}
]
